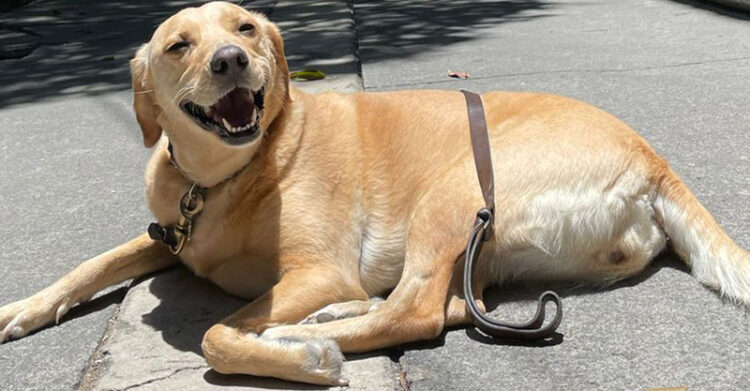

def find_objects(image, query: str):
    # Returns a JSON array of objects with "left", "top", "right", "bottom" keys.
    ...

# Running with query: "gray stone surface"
[{"left": 352, "top": 0, "right": 750, "bottom": 389}]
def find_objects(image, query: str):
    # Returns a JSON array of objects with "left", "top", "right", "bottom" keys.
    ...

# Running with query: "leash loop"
[
  {"left": 461, "top": 90, "right": 563, "bottom": 341},
  {"left": 179, "top": 182, "right": 205, "bottom": 218}
]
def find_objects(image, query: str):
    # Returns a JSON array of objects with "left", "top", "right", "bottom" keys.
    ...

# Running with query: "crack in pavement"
[
  {"left": 106, "top": 365, "right": 209, "bottom": 391},
  {"left": 368, "top": 55, "right": 750, "bottom": 89}
]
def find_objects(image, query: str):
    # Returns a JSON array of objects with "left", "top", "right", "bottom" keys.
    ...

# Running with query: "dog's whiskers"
[{"left": 169, "top": 85, "right": 196, "bottom": 107}]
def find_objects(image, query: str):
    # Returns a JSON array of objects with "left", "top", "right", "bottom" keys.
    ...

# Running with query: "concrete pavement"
[{"left": 1, "top": 0, "right": 750, "bottom": 390}]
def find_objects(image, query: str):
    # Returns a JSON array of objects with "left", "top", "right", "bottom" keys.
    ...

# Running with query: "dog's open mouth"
[{"left": 181, "top": 87, "right": 264, "bottom": 145}]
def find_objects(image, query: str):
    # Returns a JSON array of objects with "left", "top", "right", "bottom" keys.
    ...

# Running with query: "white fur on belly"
[{"left": 357, "top": 217, "right": 407, "bottom": 296}]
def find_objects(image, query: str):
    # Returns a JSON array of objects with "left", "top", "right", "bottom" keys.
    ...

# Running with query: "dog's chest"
[{"left": 148, "top": 177, "right": 277, "bottom": 299}]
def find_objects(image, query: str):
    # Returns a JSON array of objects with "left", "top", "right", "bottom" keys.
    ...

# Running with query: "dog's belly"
[{"left": 358, "top": 219, "right": 408, "bottom": 296}]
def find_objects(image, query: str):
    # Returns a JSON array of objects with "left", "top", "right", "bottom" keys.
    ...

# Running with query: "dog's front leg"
[
  {"left": 0, "top": 233, "right": 177, "bottom": 342},
  {"left": 201, "top": 264, "right": 367, "bottom": 385}
]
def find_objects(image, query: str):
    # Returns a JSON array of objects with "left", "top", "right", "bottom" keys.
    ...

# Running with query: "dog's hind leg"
[{"left": 0, "top": 233, "right": 178, "bottom": 342}]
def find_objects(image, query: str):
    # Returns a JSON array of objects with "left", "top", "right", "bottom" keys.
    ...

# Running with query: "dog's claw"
[
  {"left": 55, "top": 300, "right": 72, "bottom": 325},
  {"left": 336, "top": 377, "right": 350, "bottom": 386}
]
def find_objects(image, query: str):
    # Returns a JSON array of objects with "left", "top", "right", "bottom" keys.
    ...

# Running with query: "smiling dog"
[{"left": 2, "top": 1, "right": 749, "bottom": 386}]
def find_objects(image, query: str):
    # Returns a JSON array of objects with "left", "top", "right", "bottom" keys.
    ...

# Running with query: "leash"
[
  {"left": 460, "top": 90, "right": 564, "bottom": 340},
  {"left": 147, "top": 142, "right": 249, "bottom": 255}
]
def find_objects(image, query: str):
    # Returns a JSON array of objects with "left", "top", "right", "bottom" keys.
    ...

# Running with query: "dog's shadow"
[{"left": 134, "top": 250, "right": 690, "bottom": 388}]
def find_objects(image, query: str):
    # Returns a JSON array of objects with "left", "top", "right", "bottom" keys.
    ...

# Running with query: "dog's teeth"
[{"left": 221, "top": 118, "right": 231, "bottom": 130}]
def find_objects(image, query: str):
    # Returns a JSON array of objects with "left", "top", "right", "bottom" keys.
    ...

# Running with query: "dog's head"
[{"left": 130, "top": 1, "right": 289, "bottom": 148}]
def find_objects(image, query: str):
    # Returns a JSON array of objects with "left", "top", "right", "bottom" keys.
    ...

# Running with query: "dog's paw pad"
[
  {"left": 301, "top": 311, "right": 343, "bottom": 324},
  {"left": 304, "top": 338, "right": 346, "bottom": 385},
  {"left": 300, "top": 299, "right": 383, "bottom": 325}
]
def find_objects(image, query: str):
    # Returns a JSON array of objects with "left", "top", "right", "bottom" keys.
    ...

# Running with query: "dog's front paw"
[
  {"left": 0, "top": 293, "right": 75, "bottom": 342},
  {"left": 260, "top": 329, "right": 348, "bottom": 386},
  {"left": 302, "top": 338, "right": 348, "bottom": 386}
]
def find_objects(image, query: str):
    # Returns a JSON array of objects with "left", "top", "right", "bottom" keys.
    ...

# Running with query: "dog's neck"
[{"left": 164, "top": 132, "right": 259, "bottom": 188}]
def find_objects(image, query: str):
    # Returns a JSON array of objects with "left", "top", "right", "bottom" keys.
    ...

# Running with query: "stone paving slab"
[{"left": 89, "top": 268, "right": 397, "bottom": 391}]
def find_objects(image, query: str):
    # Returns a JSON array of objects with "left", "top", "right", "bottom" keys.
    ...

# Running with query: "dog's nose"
[{"left": 210, "top": 45, "right": 248, "bottom": 75}]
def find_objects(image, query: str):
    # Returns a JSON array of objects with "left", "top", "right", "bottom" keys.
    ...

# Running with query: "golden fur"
[{"left": 2, "top": 2, "right": 749, "bottom": 385}]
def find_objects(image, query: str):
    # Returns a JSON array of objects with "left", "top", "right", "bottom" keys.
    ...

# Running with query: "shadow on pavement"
[
  {"left": 668, "top": 0, "right": 750, "bottom": 19},
  {"left": 1, "top": 0, "right": 555, "bottom": 108},
  {"left": 140, "top": 266, "right": 245, "bottom": 356},
  {"left": 0, "top": 0, "right": 277, "bottom": 108}
]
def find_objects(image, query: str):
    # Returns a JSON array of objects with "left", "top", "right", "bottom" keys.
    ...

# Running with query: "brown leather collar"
[{"left": 460, "top": 90, "right": 563, "bottom": 341}]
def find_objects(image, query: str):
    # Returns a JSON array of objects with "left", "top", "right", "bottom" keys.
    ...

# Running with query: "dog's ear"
[
  {"left": 266, "top": 23, "right": 290, "bottom": 103},
  {"left": 130, "top": 43, "right": 162, "bottom": 148}
]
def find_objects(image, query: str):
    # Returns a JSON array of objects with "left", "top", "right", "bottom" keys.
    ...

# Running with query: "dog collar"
[{"left": 146, "top": 141, "right": 250, "bottom": 255}]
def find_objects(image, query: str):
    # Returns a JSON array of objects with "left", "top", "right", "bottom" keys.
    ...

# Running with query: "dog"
[{"left": 1, "top": 1, "right": 749, "bottom": 386}]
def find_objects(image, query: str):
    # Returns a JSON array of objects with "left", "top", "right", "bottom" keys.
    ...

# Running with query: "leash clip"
[{"left": 148, "top": 183, "right": 206, "bottom": 255}]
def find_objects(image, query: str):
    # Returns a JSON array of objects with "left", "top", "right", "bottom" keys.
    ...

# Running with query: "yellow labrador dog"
[{"left": 1, "top": 1, "right": 749, "bottom": 386}]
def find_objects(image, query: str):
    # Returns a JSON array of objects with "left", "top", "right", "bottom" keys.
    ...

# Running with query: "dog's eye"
[
  {"left": 239, "top": 23, "right": 255, "bottom": 35},
  {"left": 166, "top": 40, "right": 190, "bottom": 53}
]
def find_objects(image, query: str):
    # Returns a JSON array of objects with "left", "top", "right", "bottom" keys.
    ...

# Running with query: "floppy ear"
[
  {"left": 130, "top": 44, "right": 163, "bottom": 148},
  {"left": 266, "top": 23, "right": 290, "bottom": 103}
]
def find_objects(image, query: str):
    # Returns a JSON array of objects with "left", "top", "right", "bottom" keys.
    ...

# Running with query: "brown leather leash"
[{"left": 460, "top": 90, "right": 564, "bottom": 340}]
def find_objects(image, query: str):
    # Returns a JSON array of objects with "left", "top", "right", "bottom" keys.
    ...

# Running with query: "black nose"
[{"left": 210, "top": 45, "right": 248, "bottom": 75}]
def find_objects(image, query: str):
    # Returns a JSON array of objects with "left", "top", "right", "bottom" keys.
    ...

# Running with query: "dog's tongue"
[{"left": 211, "top": 88, "right": 255, "bottom": 128}]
